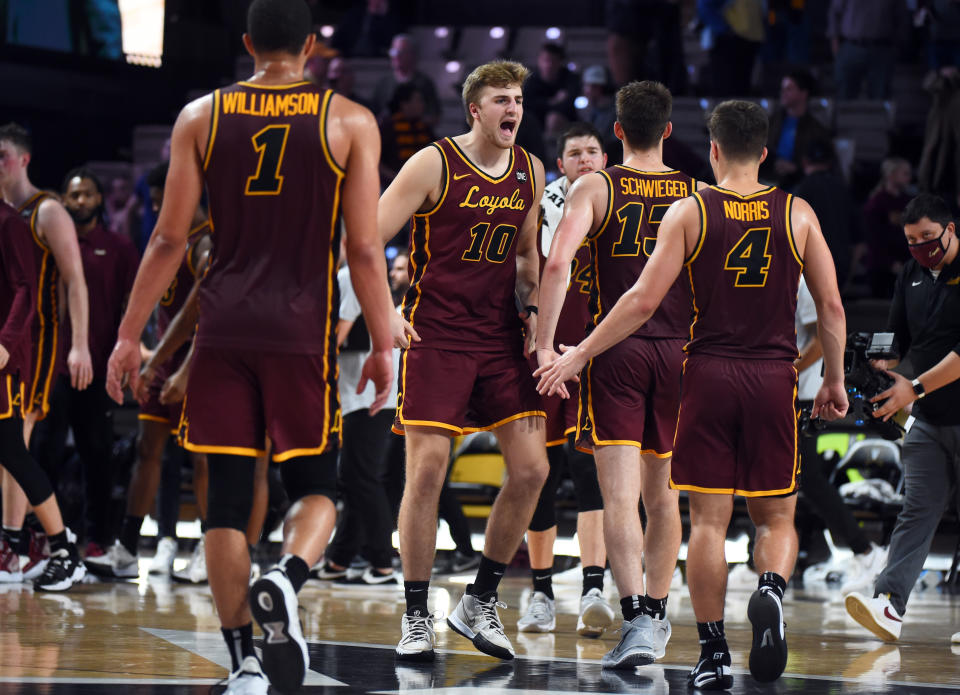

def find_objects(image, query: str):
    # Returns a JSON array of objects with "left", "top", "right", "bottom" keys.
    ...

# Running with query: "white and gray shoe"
[
  {"left": 447, "top": 588, "right": 514, "bottom": 660},
  {"left": 396, "top": 607, "right": 439, "bottom": 662},
  {"left": 172, "top": 537, "right": 207, "bottom": 584},
  {"left": 84, "top": 540, "right": 138, "bottom": 579},
  {"left": 148, "top": 537, "right": 178, "bottom": 575},
  {"left": 249, "top": 568, "right": 309, "bottom": 693},
  {"left": 224, "top": 656, "right": 269, "bottom": 695},
  {"left": 652, "top": 616, "right": 672, "bottom": 659},
  {"left": 576, "top": 588, "right": 614, "bottom": 637},
  {"left": 517, "top": 591, "right": 555, "bottom": 633},
  {"left": 601, "top": 614, "right": 657, "bottom": 669}
]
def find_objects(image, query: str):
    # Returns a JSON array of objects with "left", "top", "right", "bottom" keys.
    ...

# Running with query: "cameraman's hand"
[
  {"left": 870, "top": 370, "right": 915, "bottom": 421},
  {"left": 812, "top": 379, "right": 848, "bottom": 421}
]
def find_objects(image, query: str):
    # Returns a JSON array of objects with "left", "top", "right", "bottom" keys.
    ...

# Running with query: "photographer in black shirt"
[{"left": 845, "top": 193, "right": 960, "bottom": 643}]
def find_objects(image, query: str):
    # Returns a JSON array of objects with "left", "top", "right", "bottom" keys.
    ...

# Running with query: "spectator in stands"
[
  {"left": 524, "top": 43, "right": 581, "bottom": 138},
  {"left": 863, "top": 157, "right": 913, "bottom": 298},
  {"left": 131, "top": 137, "right": 170, "bottom": 254},
  {"left": 327, "top": 56, "right": 372, "bottom": 110},
  {"left": 580, "top": 65, "right": 618, "bottom": 155},
  {"left": 330, "top": 0, "right": 401, "bottom": 58},
  {"left": 371, "top": 34, "right": 441, "bottom": 127},
  {"left": 794, "top": 138, "right": 859, "bottom": 290},
  {"left": 762, "top": 0, "right": 811, "bottom": 66},
  {"left": 604, "top": 0, "right": 686, "bottom": 92},
  {"left": 918, "top": 69, "right": 960, "bottom": 212},
  {"left": 828, "top": 0, "right": 909, "bottom": 100},
  {"left": 103, "top": 176, "right": 137, "bottom": 248},
  {"left": 379, "top": 84, "right": 436, "bottom": 186},
  {"left": 845, "top": 193, "right": 960, "bottom": 645},
  {"left": 925, "top": 0, "right": 960, "bottom": 71},
  {"left": 698, "top": 0, "right": 765, "bottom": 97},
  {"left": 761, "top": 70, "right": 830, "bottom": 190},
  {"left": 32, "top": 168, "right": 138, "bottom": 554}
]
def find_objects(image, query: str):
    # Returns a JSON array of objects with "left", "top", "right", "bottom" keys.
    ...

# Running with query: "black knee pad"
[
  {"left": 206, "top": 454, "right": 255, "bottom": 532},
  {"left": 529, "top": 445, "right": 565, "bottom": 532},
  {"left": 280, "top": 450, "right": 338, "bottom": 503},
  {"left": 0, "top": 417, "right": 53, "bottom": 506},
  {"left": 567, "top": 436, "right": 603, "bottom": 513}
]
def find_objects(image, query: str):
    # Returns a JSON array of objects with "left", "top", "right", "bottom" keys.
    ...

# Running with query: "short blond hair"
[{"left": 461, "top": 60, "right": 530, "bottom": 128}]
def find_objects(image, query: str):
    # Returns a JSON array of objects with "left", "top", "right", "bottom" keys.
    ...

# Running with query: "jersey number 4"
[
  {"left": 462, "top": 223, "right": 518, "bottom": 264},
  {"left": 245, "top": 125, "right": 290, "bottom": 196},
  {"left": 724, "top": 227, "right": 772, "bottom": 287},
  {"left": 611, "top": 202, "right": 671, "bottom": 257}
]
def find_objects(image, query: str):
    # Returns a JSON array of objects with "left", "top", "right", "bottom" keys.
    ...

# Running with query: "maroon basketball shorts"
[
  {"left": 180, "top": 347, "right": 340, "bottom": 461},
  {"left": 577, "top": 336, "right": 684, "bottom": 456},
  {"left": 528, "top": 353, "right": 578, "bottom": 446},
  {"left": 395, "top": 345, "right": 545, "bottom": 435},
  {"left": 671, "top": 354, "right": 800, "bottom": 497},
  {"left": 138, "top": 361, "right": 182, "bottom": 430},
  {"left": 0, "top": 375, "right": 25, "bottom": 420},
  {"left": 25, "top": 320, "right": 58, "bottom": 420}
]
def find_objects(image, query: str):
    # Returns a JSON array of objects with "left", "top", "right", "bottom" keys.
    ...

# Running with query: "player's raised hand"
[
  {"left": 106, "top": 337, "right": 140, "bottom": 405},
  {"left": 811, "top": 379, "right": 849, "bottom": 421},
  {"left": 534, "top": 343, "right": 585, "bottom": 398},
  {"left": 68, "top": 345, "right": 94, "bottom": 391},
  {"left": 360, "top": 348, "right": 394, "bottom": 414},
  {"left": 392, "top": 312, "right": 420, "bottom": 349}
]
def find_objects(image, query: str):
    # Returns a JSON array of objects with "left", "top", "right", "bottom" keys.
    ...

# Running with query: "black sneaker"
[
  {"left": 34, "top": 547, "right": 86, "bottom": 592},
  {"left": 309, "top": 561, "right": 347, "bottom": 581},
  {"left": 748, "top": 587, "right": 788, "bottom": 682},
  {"left": 688, "top": 650, "right": 733, "bottom": 690},
  {"left": 249, "top": 568, "right": 309, "bottom": 693}
]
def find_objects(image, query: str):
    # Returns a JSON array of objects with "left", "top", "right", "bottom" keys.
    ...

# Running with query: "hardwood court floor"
[{"left": 2, "top": 560, "right": 959, "bottom": 694}]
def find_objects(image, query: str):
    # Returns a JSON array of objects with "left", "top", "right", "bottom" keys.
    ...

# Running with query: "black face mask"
[{"left": 67, "top": 207, "right": 97, "bottom": 226}]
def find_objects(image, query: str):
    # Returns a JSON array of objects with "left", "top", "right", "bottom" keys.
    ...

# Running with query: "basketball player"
[
  {"left": 536, "top": 82, "right": 699, "bottom": 667},
  {"left": 537, "top": 100, "right": 848, "bottom": 689},
  {"left": 379, "top": 60, "right": 549, "bottom": 662},
  {"left": 87, "top": 160, "right": 213, "bottom": 580},
  {"left": 517, "top": 122, "right": 614, "bottom": 638},
  {"left": 0, "top": 122, "right": 92, "bottom": 578},
  {"left": 106, "top": 1, "right": 399, "bottom": 692},
  {"left": 0, "top": 200, "right": 85, "bottom": 591}
]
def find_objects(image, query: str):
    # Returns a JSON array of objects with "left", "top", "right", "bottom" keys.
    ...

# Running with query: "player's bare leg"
[
  {"left": 595, "top": 445, "right": 645, "bottom": 597},
  {"left": 639, "top": 455, "right": 681, "bottom": 599},
  {"left": 577, "top": 510, "right": 606, "bottom": 567},
  {"left": 526, "top": 527, "right": 556, "bottom": 569},
  {"left": 395, "top": 427, "right": 452, "bottom": 662},
  {"left": 206, "top": 527, "right": 252, "bottom": 627},
  {"left": 743, "top": 495, "right": 797, "bottom": 682}
]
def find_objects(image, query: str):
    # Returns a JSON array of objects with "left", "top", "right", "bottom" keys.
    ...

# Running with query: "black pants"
[
  {"left": 31, "top": 375, "right": 117, "bottom": 546},
  {"left": 326, "top": 410, "right": 396, "bottom": 569},
  {"left": 797, "top": 401, "right": 871, "bottom": 556}
]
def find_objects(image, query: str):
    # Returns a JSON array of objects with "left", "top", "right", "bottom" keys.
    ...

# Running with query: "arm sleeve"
[
  {"left": 886, "top": 267, "right": 911, "bottom": 357},
  {"left": 0, "top": 219, "right": 36, "bottom": 350}
]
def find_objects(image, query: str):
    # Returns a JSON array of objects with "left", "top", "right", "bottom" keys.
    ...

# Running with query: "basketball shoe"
[
  {"left": 601, "top": 614, "right": 657, "bottom": 669},
  {"left": 688, "top": 650, "right": 733, "bottom": 690},
  {"left": 0, "top": 537, "right": 22, "bottom": 583},
  {"left": 576, "top": 587, "right": 614, "bottom": 637},
  {"left": 845, "top": 592, "right": 902, "bottom": 642},
  {"left": 35, "top": 546, "right": 86, "bottom": 591},
  {"left": 396, "top": 607, "right": 439, "bottom": 662},
  {"left": 224, "top": 655, "right": 268, "bottom": 695},
  {"left": 172, "top": 537, "right": 207, "bottom": 584},
  {"left": 149, "top": 537, "right": 178, "bottom": 575},
  {"left": 447, "top": 588, "right": 514, "bottom": 660},
  {"left": 517, "top": 591, "right": 555, "bottom": 632},
  {"left": 84, "top": 540, "right": 139, "bottom": 579},
  {"left": 22, "top": 527, "right": 49, "bottom": 580},
  {"left": 748, "top": 587, "right": 788, "bottom": 682},
  {"left": 249, "top": 568, "right": 309, "bottom": 693}
]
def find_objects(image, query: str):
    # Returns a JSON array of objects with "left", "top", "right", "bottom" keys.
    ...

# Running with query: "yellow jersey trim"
[
  {"left": 592, "top": 170, "right": 615, "bottom": 240},
  {"left": 709, "top": 184, "right": 776, "bottom": 200},
  {"left": 614, "top": 164, "right": 680, "bottom": 176},
  {"left": 274, "top": 445, "right": 333, "bottom": 463},
  {"left": 320, "top": 90, "right": 346, "bottom": 177},
  {"left": 546, "top": 437, "right": 567, "bottom": 448},
  {"left": 138, "top": 414, "right": 173, "bottom": 424},
  {"left": 203, "top": 89, "right": 220, "bottom": 171},
  {"left": 181, "top": 441, "right": 268, "bottom": 458},
  {"left": 446, "top": 137, "right": 515, "bottom": 184},
  {"left": 462, "top": 410, "right": 546, "bottom": 434},
  {"left": 236, "top": 81, "right": 312, "bottom": 90},
  {"left": 669, "top": 481, "right": 798, "bottom": 497},
  {"left": 685, "top": 192, "right": 707, "bottom": 265},
  {"left": 784, "top": 193, "right": 803, "bottom": 267},
  {"left": 0, "top": 376, "right": 13, "bottom": 419},
  {"left": 414, "top": 143, "right": 450, "bottom": 218}
]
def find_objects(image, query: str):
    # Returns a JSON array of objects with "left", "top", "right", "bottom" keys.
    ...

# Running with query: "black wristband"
[{"left": 524, "top": 305, "right": 538, "bottom": 315}]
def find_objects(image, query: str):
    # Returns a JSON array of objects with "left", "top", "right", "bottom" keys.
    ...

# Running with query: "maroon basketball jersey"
[
  {"left": 536, "top": 221, "right": 592, "bottom": 347},
  {"left": 403, "top": 138, "right": 536, "bottom": 351},
  {"left": 685, "top": 185, "right": 802, "bottom": 360},
  {"left": 590, "top": 165, "right": 695, "bottom": 339},
  {"left": 0, "top": 201, "right": 36, "bottom": 380},
  {"left": 18, "top": 192, "right": 59, "bottom": 355},
  {"left": 157, "top": 221, "right": 209, "bottom": 338},
  {"left": 200, "top": 82, "right": 343, "bottom": 354}
]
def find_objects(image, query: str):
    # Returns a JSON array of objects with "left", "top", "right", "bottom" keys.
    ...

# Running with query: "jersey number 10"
[{"left": 461, "top": 223, "right": 519, "bottom": 264}]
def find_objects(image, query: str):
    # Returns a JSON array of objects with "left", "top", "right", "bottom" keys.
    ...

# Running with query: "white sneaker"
[
  {"left": 953, "top": 631, "right": 960, "bottom": 644},
  {"left": 249, "top": 568, "right": 309, "bottom": 693},
  {"left": 396, "top": 607, "right": 439, "bottom": 662},
  {"left": 517, "top": 591, "right": 555, "bottom": 633},
  {"left": 601, "top": 614, "right": 657, "bottom": 669},
  {"left": 652, "top": 616, "right": 671, "bottom": 659},
  {"left": 840, "top": 544, "right": 887, "bottom": 596},
  {"left": 727, "top": 562, "right": 759, "bottom": 589},
  {"left": 845, "top": 592, "right": 902, "bottom": 642},
  {"left": 148, "top": 537, "right": 178, "bottom": 575},
  {"left": 84, "top": 541, "right": 138, "bottom": 579},
  {"left": 172, "top": 537, "right": 207, "bottom": 584},
  {"left": 576, "top": 588, "right": 614, "bottom": 637},
  {"left": 447, "top": 589, "right": 514, "bottom": 660},
  {"left": 224, "top": 656, "right": 269, "bottom": 695}
]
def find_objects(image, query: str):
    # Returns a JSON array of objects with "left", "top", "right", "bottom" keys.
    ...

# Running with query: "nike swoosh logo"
[
  {"left": 453, "top": 172, "right": 471, "bottom": 180},
  {"left": 884, "top": 607, "right": 903, "bottom": 623},
  {"left": 912, "top": 281, "right": 922, "bottom": 286}
]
